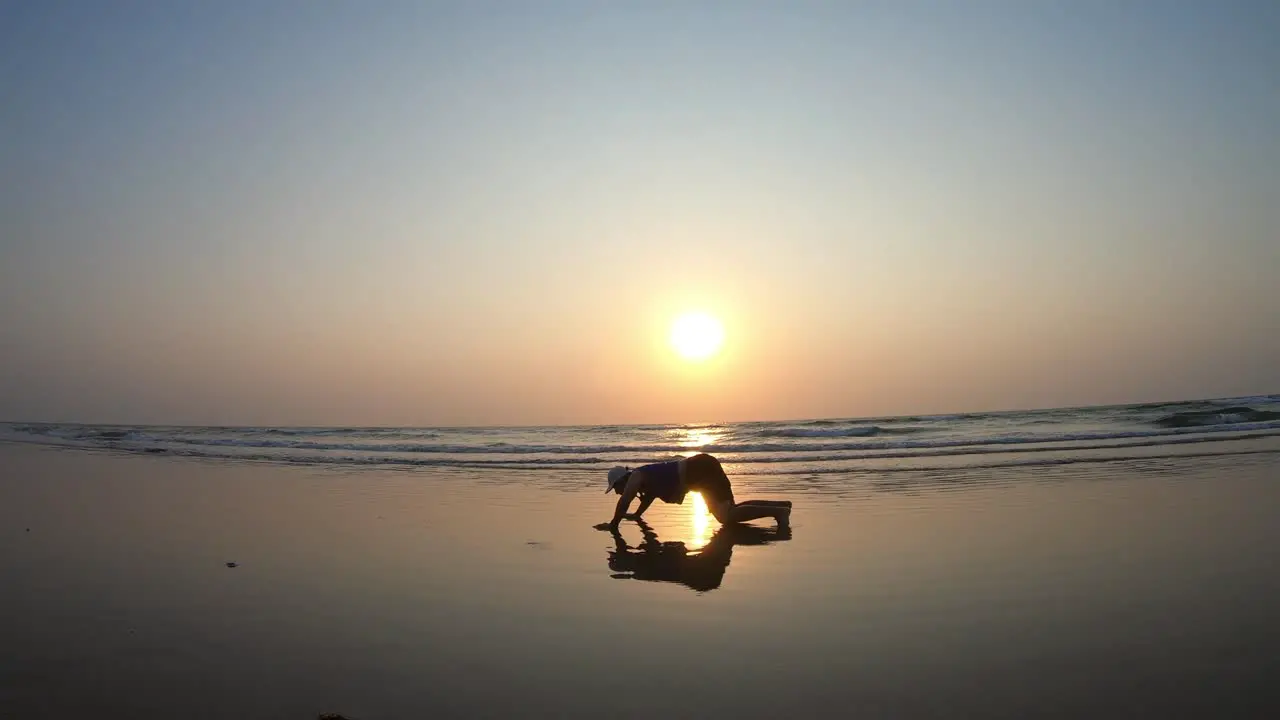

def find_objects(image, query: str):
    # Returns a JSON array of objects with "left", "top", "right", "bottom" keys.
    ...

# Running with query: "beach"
[{"left": 2, "top": 431, "right": 1278, "bottom": 718}]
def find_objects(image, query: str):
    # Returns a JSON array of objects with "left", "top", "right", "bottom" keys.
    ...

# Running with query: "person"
[
  {"left": 606, "top": 517, "right": 791, "bottom": 592},
  {"left": 596, "top": 452, "right": 791, "bottom": 531}
]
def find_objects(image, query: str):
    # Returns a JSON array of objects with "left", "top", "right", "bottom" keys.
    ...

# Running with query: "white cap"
[{"left": 606, "top": 466, "right": 630, "bottom": 493}]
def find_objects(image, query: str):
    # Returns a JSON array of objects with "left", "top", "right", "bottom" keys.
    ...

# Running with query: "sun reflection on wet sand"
[{"left": 689, "top": 491, "right": 712, "bottom": 551}]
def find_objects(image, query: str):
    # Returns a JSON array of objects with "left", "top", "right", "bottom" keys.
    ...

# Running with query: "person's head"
[{"left": 605, "top": 466, "right": 630, "bottom": 494}]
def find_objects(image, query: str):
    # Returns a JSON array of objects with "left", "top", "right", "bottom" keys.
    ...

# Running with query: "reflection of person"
[
  {"left": 596, "top": 453, "right": 791, "bottom": 531},
  {"left": 606, "top": 518, "right": 791, "bottom": 592}
]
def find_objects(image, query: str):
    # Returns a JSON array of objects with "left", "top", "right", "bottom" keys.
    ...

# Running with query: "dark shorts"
[{"left": 683, "top": 453, "right": 735, "bottom": 507}]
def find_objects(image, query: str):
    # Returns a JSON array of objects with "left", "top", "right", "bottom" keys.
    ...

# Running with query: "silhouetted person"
[
  {"left": 606, "top": 518, "right": 792, "bottom": 592},
  {"left": 596, "top": 453, "right": 791, "bottom": 531}
]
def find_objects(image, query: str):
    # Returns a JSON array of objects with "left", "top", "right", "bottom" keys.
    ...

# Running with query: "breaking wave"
[
  {"left": 1154, "top": 406, "right": 1280, "bottom": 428},
  {"left": 757, "top": 426, "right": 885, "bottom": 438}
]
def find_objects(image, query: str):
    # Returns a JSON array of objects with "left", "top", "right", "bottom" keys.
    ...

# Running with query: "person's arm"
[
  {"left": 608, "top": 472, "right": 645, "bottom": 529},
  {"left": 626, "top": 494, "right": 655, "bottom": 520}
]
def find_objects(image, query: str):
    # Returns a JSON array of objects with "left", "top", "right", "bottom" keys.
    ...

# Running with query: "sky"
[{"left": 2, "top": 1, "right": 1277, "bottom": 427}]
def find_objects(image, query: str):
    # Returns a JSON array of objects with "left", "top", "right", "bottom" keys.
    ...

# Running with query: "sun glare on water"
[{"left": 670, "top": 312, "right": 725, "bottom": 361}]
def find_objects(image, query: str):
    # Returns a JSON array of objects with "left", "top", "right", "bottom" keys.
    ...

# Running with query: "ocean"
[{"left": 4, "top": 394, "right": 1278, "bottom": 483}]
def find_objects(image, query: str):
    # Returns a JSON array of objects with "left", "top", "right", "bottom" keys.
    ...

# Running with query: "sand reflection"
[
  {"left": 606, "top": 518, "right": 791, "bottom": 593},
  {"left": 689, "top": 491, "right": 713, "bottom": 549}
]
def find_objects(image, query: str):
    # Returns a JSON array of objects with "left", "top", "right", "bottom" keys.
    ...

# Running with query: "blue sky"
[{"left": 2, "top": 1, "right": 1277, "bottom": 425}]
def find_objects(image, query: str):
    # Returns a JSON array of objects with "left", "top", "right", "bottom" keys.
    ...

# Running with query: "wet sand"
[{"left": 1, "top": 443, "right": 1278, "bottom": 718}]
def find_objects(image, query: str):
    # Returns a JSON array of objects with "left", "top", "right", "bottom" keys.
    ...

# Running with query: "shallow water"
[{"left": 1, "top": 443, "right": 1278, "bottom": 718}]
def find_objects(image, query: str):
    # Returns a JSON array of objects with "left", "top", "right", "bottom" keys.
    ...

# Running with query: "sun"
[{"left": 670, "top": 312, "right": 725, "bottom": 361}]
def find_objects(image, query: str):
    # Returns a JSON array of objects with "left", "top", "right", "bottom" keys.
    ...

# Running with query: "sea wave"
[
  {"left": 1154, "top": 406, "right": 1280, "bottom": 428},
  {"left": 1210, "top": 395, "right": 1280, "bottom": 406},
  {"left": 5, "top": 421, "right": 1280, "bottom": 459},
  {"left": 185, "top": 426, "right": 442, "bottom": 440},
  {"left": 757, "top": 426, "right": 882, "bottom": 438},
  {"left": 746, "top": 447, "right": 1280, "bottom": 476},
  {"left": 12, "top": 438, "right": 1274, "bottom": 476},
  {"left": 755, "top": 425, "right": 925, "bottom": 438},
  {"left": 897, "top": 413, "right": 992, "bottom": 422}
]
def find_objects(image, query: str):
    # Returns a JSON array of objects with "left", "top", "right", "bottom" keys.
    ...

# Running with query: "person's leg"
[
  {"left": 689, "top": 455, "right": 790, "bottom": 526},
  {"left": 707, "top": 499, "right": 790, "bottom": 525},
  {"left": 737, "top": 500, "right": 792, "bottom": 508}
]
